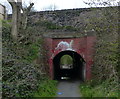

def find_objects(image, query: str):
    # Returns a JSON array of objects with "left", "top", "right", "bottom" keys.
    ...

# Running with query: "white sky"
[
  {"left": 34, "top": 0, "right": 90, "bottom": 10},
  {"left": 0, "top": 0, "right": 119, "bottom": 13}
]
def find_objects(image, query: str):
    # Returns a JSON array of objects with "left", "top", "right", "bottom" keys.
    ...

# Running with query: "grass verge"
[
  {"left": 79, "top": 82, "right": 119, "bottom": 97},
  {"left": 33, "top": 78, "right": 58, "bottom": 97}
]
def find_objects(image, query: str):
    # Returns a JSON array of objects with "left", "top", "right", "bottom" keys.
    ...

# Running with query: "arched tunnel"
[{"left": 53, "top": 50, "right": 86, "bottom": 81}]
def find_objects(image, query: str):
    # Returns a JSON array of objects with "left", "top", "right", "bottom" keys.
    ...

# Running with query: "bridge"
[{"left": 44, "top": 31, "right": 96, "bottom": 81}]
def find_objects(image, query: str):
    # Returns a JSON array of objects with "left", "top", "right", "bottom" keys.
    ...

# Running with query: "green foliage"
[
  {"left": 80, "top": 7, "right": 119, "bottom": 98},
  {"left": 43, "top": 21, "right": 62, "bottom": 30},
  {"left": 24, "top": 43, "right": 39, "bottom": 62},
  {"left": 64, "top": 26, "right": 78, "bottom": 31},
  {"left": 31, "top": 20, "right": 79, "bottom": 31},
  {"left": 2, "top": 59, "right": 41, "bottom": 97},
  {"left": 80, "top": 84, "right": 93, "bottom": 97},
  {"left": 3, "top": 7, "right": 119, "bottom": 98},
  {"left": 32, "top": 20, "right": 62, "bottom": 30},
  {"left": 60, "top": 55, "right": 73, "bottom": 65},
  {"left": 2, "top": 20, "right": 12, "bottom": 40},
  {"left": 80, "top": 81, "right": 119, "bottom": 97},
  {"left": 2, "top": 20, "right": 49, "bottom": 98},
  {"left": 2, "top": 40, "right": 41, "bottom": 97},
  {"left": 33, "top": 78, "right": 58, "bottom": 97},
  {"left": 92, "top": 41, "right": 119, "bottom": 85}
]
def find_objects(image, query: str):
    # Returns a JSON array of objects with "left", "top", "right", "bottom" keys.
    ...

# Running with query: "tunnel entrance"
[{"left": 53, "top": 50, "right": 85, "bottom": 81}]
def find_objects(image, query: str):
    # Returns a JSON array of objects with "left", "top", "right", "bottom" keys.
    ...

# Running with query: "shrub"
[{"left": 2, "top": 20, "right": 49, "bottom": 98}]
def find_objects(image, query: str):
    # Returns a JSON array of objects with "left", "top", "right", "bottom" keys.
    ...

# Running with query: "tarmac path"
[{"left": 56, "top": 80, "right": 81, "bottom": 97}]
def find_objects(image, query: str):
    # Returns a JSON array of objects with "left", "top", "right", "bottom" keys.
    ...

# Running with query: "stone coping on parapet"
[{"left": 43, "top": 31, "right": 96, "bottom": 39}]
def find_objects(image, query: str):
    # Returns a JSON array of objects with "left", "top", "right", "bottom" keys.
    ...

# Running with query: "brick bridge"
[{"left": 44, "top": 32, "right": 96, "bottom": 81}]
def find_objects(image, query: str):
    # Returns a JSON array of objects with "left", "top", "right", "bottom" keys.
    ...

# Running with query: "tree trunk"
[
  {"left": 7, "top": 0, "right": 34, "bottom": 40},
  {"left": 7, "top": 0, "right": 22, "bottom": 40},
  {"left": 22, "top": 11, "right": 27, "bottom": 29},
  {"left": 11, "top": 5, "right": 18, "bottom": 40},
  {"left": 22, "top": 3, "right": 34, "bottom": 29},
  {"left": 17, "top": 1, "right": 22, "bottom": 34}
]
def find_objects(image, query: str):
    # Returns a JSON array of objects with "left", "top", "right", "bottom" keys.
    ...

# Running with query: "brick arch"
[
  {"left": 44, "top": 34, "right": 96, "bottom": 81},
  {"left": 53, "top": 50, "right": 86, "bottom": 80}
]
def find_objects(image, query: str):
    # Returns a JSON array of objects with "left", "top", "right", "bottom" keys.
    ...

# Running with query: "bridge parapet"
[{"left": 43, "top": 31, "right": 96, "bottom": 38}]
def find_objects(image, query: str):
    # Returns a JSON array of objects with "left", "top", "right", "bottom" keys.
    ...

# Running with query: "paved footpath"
[{"left": 56, "top": 80, "right": 81, "bottom": 97}]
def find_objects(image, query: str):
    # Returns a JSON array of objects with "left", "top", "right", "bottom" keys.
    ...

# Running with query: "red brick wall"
[{"left": 44, "top": 36, "right": 96, "bottom": 80}]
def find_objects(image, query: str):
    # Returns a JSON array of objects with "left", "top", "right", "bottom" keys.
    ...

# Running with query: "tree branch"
[
  {"left": 27, "top": 3, "right": 34, "bottom": 12},
  {"left": 22, "top": 3, "right": 34, "bottom": 14},
  {"left": 22, "top": 3, "right": 34, "bottom": 15},
  {"left": 7, "top": 0, "right": 17, "bottom": 8}
]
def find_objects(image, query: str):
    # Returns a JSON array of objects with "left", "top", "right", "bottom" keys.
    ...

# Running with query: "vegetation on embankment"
[
  {"left": 79, "top": 7, "right": 119, "bottom": 97},
  {"left": 80, "top": 81, "right": 119, "bottom": 97},
  {"left": 2, "top": 6, "right": 119, "bottom": 98},
  {"left": 33, "top": 78, "right": 57, "bottom": 97},
  {"left": 2, "top": 20, "right": 58, "bottom": 98}
]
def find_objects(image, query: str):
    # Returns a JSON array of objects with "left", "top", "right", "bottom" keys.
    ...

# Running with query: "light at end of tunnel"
[{"left": 61, "top": 77, "right": 70, "bottom": 80}]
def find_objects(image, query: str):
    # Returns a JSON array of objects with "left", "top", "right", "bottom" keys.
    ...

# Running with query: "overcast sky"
[
  {"left": 0, "top": 0, "right": 90, "bottom": 11},
  {"left": 0, "top": 0, "right": 119, "bottom": 13},
  {"left": 33, "top": 0, "right": 90, "bottom": 10}
]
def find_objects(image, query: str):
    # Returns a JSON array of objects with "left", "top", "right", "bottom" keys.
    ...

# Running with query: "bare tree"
[
  {"left": 7, "top": 0, "right": 22, "bottom": 40},
  {"left": 7, "top": 0, "right": 34, "bottom": 40},
  {"left": 21, "top": 3, "right": 34, "bottom": 29},
  {"left": 83, "top": 0, "right": 119, "bottom": 7}
]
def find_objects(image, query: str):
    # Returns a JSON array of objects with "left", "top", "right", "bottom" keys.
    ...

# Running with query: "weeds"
[
  {"left": 80, "top": 81, "right": 119, "bottom": 97},
  {"left": 33, "top": 78, "right": 58, "bottom": 97}
]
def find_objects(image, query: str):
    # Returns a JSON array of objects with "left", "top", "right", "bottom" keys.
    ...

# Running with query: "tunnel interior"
[{"left": 53, "top": 50, "right": 85, "bottom": 81}]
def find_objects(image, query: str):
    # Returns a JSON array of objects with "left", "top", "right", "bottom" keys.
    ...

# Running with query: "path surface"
[{"left": 57, "top": 80, "right": 81, "bottom": 97}]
